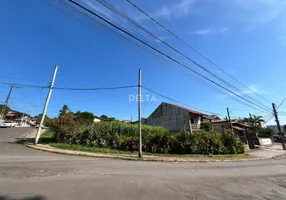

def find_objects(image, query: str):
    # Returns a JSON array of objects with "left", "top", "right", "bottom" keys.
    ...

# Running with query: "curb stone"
[
  {"left": 22, "top": 131, "right": 286, "bottom": 163},
  {"left": 24, "top": 143, "right": 286, "bottom": 163}
]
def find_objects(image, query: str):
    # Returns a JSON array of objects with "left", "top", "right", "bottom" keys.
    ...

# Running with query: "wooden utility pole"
[
  {"left": 35, "top": 66, "right": 58, "bottom": 144},
  {"left": 227, "top": 108, "right": 233, "bottom": 132},
  {"left": 272, "top": 103, "right": 286, "bottom": 150},
  {"left": 0, "top": 85, "right": 17, "bottom": 122},
  {"left": 138, "top": 69, "right": 142, "bottom": 158}
]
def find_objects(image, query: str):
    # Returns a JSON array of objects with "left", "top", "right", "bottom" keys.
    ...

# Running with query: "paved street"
[{"left": 1, "top": 128, "right": 286, "bottom": 200}]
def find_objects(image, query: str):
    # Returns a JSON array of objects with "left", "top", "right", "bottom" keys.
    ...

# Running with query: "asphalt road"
[{"left": 1, "top": 128, "right": 286, "bottom": 200}]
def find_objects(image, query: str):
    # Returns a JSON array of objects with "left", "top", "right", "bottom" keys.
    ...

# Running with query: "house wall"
[
  {"left": 213, "top": 122, "right": 229, "bottom": 134},
  {"left": 146, "top": 103, "right": 200, "bottom": 131}
]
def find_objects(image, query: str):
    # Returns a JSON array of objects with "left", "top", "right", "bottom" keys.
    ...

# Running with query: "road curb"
[{"left": 23, "top": 143, "right": 286, "bottom": 163}]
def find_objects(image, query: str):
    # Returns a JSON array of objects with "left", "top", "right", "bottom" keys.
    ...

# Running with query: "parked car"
[
  {"left": 35, "top": 124, "right": 45, "bottom": 129},
  {"left": 0, "top": 121, "right": 17, "bottom": 128}
]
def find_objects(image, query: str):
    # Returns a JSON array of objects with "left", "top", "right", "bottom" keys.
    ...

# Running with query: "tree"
[
  {"left": 100, "top": 115, "right": 108, "bottom": 121},
  {"left": 34, "top": 114, "right": 50, "bottom": 125},
  {"left": 0, "top": 104, "right": 11, "bottom": 118},
  {"left": 49, "top": 113, "right": 77, "bottom": 142},
  {"left": 251, "top": 115, "right": 265, "bottom": 128},
  {"left": 59, "top": 105, "right": 71, "bottom": 117},
  {"left": 259, "top": 128, "right": 276, "bottom": 138},
  {"left": 75, "top": 111, "right": 95, "bottom": 125},
  {"left": 200, "top": 122, "right": 213, "bottom": 132},
  {"left": 100, "top": 114, "right": 117, "bottom": 121}
]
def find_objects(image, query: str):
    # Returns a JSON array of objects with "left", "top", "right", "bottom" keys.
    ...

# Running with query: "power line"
[
  {"left": 52, "top": 0, "right": 270, "bottom": 114},
  {"left": 64, "top": 0, "right": 272, "bottom": 113},
  {"left": 0, "top": 81, "right": 47, "bottom": 89},
  {"left": 277, "top": 98, "right": 286, "bottom": 110},
  {"left": 93, "top": 0, "right": 271, "bottom": 112},
  {"left": 142, "top": 86, "right": 225, "bottom": 117},
  {"left": 0, "top": 76, "right": 47, "bottom": 84},
  {"left": 53, "top": 85, "right": 137, "bottom": 91},
  {"left": 125, "top": 0, "right": 272, "bottom": 105}
]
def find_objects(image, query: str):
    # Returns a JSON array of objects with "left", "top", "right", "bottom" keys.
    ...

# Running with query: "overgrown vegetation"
[{"left": 47, "top": 105, "right": 245, "bottom": 155}]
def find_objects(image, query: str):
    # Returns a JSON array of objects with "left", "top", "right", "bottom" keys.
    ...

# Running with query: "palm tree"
[
  {"left": 250, "top": 115, "right": 265, "bottom": 128},
  {"left": 249, "top": 115, "right": 265, "bottom": 136}
]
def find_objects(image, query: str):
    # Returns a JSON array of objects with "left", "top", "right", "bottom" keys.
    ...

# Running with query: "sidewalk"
[{"left": 23, "top": 132, "right": 286, "bottom": 162}]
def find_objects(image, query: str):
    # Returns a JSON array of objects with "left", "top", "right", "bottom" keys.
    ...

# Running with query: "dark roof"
[
  {"left": 159, "top": 102, "right": 221, "bottom": 120},
  {"left": 165, "top": 102, "right": 207, "bottom": 116},
  {"left": 233, "top": 126, "right": 246, "bottom": 131}
]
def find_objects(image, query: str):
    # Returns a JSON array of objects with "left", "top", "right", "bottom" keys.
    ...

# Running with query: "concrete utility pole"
[
  {"left": 35, "top": 66, "right": 58, "bottom": 144},
  {"left": 0, "top": 86, "right": 15, "bottom": 122},
  {"left": 138, "top": 69, "right": 142, "bottom": 158},
  {"left": 227, "top": 108, "right": 233, "bottom": 132},
  {"left": 272, "top": 103, "right": 286, "bottom": 150}
]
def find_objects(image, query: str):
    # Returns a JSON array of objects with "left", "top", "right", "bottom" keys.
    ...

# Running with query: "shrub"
[
  {"left": 49, "top": 113, "right": 77, "bottom": 142},
  {"left": 54, "top": 121, "right": 245, "bottom": 155},
  {"left": 258, "top": 128, "right": 276, "bottom": 138},
  {"left": 221, "top": 129, "right": 245, "bottom": 154},
  {"left": 200, "top": 123, "right": 213, "bottom": 132}
]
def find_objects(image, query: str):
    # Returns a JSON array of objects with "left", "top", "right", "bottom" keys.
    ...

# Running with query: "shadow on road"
[{"left": 0, "top": 195, "right": 46, "bottom": 200}]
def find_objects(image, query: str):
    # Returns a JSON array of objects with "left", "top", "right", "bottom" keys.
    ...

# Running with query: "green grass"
[
  {"left": 49, "top": 143, "right": 250, "bottom": 158},
  {"left": 50, "top": 143, "right": 135, "bottom": 155},
  {"left": 39, "top": 129, "right": 55, "bottom": 143}
]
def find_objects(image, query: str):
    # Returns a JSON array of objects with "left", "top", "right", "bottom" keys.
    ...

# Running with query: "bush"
[
  {"left": 54, "top": 121, "right": 245, "bottom": 155},
  {"left": 200, "top": 123, "right": 213, "bottom": 132},
  {"left": 258, "top": 128, "right": 276, "bottom": 138},
  {"left": 221, "top": 129, "right": 245, "bottom": 154},
  {"left": 49, "top": 113, "right": 77, "bottom": 142}
]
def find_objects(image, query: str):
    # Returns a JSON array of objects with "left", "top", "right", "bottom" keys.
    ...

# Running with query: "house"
[
  {"left": 122, "top": 120, "right": 132, "bottom": 124},
  {"left": 93, "top": 116, "right": 102, "bottom": 123},
  {"left": 212, "top": 120, "right": 251, "bottom": 146},
  {"left": 5, "top": 110, "right": 31, "bottom": 124},
  {"left": 145, "top": 102, "right": 220, "bottom": 131}
]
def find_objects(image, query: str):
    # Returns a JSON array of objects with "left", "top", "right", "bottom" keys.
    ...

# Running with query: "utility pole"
[
  {"left": 35, "top": 66, "right": 58, "bottom": 144},
  {"left": 189, "top": 119, "right": 193, "bottom": 134},
  {"left": 0, "top": 86, "right": 15, "bottom": 122},
  {"left": 227, "top": 108, "right": 233, "bottom": 132},
  {"left": 138, "top": 69, "right": 142, "bottom": 158},
  {"left": 272, "top": 103, "right": 286, "bottom": 150}
]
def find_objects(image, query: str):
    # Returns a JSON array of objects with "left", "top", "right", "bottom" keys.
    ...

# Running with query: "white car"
[{"left": 0, "top": 121, "right": 17, "bottom": 128}]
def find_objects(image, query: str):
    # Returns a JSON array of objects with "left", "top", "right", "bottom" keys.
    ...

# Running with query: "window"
[{"left": 191, "top": 118, "right": 194, "bottom": 124}]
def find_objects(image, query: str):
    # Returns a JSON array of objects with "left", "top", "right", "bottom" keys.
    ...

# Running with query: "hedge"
[{"left": 50, "top": 120, "right": 245, "bottom": 155}]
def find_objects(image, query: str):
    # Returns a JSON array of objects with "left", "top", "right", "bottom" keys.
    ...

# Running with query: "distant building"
[
  {"left": 212, "top": 120, "right": 251, "bottom": 144},
  {"left": 5, "top": 110, "right": 30, "bottom": 123},
  {"left": 93, "top": 116, "right": 102, "bottom": 123},
  {"left": 266, "top": 125, "right": 284, "bottom": 133},
  {"left": 145, "top": 102, "right": 220, "bottom": 131}
]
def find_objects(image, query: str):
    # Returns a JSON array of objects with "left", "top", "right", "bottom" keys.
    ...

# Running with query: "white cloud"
[
  {"left": 227, "top": 0, "right": 286, "bottom": 24},
  {"left": 137, "top": 0, "right": 196, "bottom": 20},
  {"left": 191, "top": 27, "right": 228, "bottom": 36}
]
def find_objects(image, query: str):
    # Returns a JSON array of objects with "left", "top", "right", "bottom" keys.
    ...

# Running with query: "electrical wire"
[
  {"left": 277, "top": 98, "right": 286, "bottom": 110},
  {"left": 126, "top": 0, "right": 272, "bottom": 105},
  {"left": 92, "top": 0, "right": 271, "bottom": 112},
  {"left": 62, "top": 0, "right": 272, "bottom": 113},
  {"left": 53, "top": 85, "right": 137, "bottom": 91},
  {"left": 142, "top": 86, "right": 225, "bottom": 117},
  {"left": 49, "top": 0, "right": 270, "bottom": 114},
  {"left": 0, "top": 81, "right": 47, "bottom": 89}
]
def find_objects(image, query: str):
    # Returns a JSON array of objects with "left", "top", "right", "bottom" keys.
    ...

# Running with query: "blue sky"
[{"left": 0, "top": 0, "right": 286, "bottom": 124}]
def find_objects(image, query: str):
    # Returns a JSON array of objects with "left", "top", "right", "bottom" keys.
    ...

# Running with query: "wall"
[
  {"left": 213, "top": 122, "right": 229, "bottom": 134},
  {"left": 146, "top": 103, "right": 200, "bottom": 131}
]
